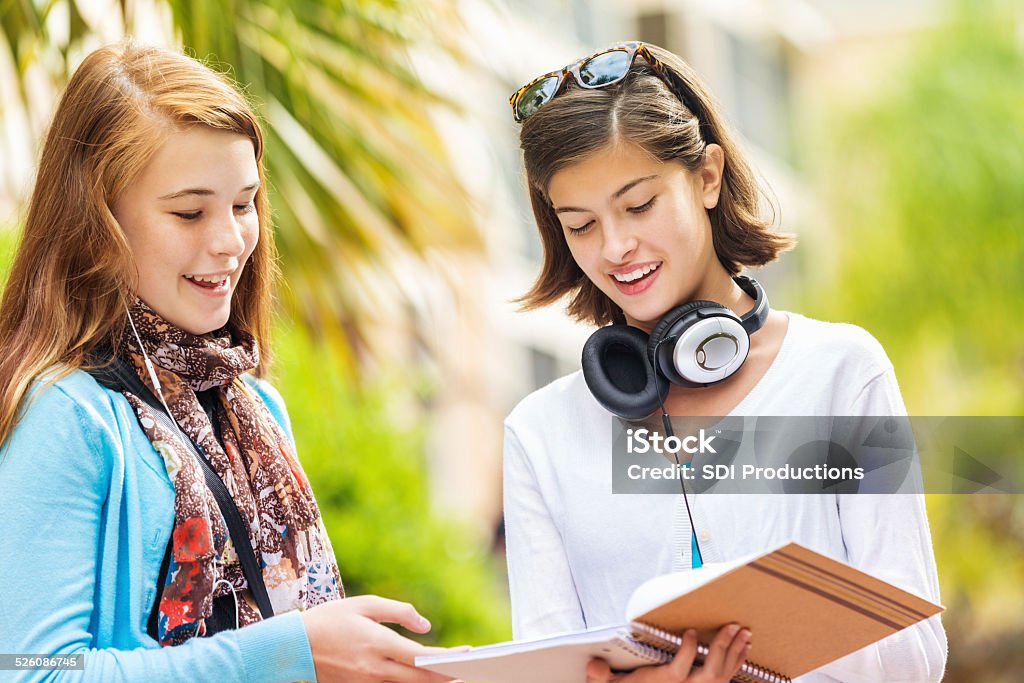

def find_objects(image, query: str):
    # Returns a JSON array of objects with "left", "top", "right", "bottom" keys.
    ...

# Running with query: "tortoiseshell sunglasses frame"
[{"left": 508, "top": 41, "right": 697, "bottom": 123}]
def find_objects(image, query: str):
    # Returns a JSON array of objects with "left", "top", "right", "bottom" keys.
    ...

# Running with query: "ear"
[{"left": 699, "top": 143, "right": 725, "bottom": 210}]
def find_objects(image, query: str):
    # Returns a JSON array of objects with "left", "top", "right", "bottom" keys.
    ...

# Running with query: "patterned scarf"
[{"left": 120, "top": 299, "right": 343, "bottom": 645}]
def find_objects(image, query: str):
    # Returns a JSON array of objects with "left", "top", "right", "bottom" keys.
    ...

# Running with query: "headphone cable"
[{"left": 651, "top": 337, "right": 705, "bottom": 568}]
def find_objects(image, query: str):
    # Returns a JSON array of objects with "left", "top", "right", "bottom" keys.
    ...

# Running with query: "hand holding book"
[
  {"left": 416, "top": 541, "right": 944, "bottom": 683},
  {"left": 585, "top": 625, "right": 751, "bottom": 683}
]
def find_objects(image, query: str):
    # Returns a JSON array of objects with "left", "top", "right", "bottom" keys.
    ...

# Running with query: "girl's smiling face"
[
  {"left": 547, "top": 140, "right": 725, "bottom": 332},
  {"left": 112, "top": 125, "right": 260, "bottom": 335}
]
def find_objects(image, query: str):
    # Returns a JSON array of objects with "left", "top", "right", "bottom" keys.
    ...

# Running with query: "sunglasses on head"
[{"left": 509, "top": 41, "right": 698, "bottom": 123}]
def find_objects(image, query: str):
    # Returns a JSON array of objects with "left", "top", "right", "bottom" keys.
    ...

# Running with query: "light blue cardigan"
[{"left": 0, "top": 368, "right": 318, "bottom": 682}]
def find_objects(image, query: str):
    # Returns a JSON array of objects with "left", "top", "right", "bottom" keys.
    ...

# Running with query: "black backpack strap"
[
  {"left": 146, "top": 538, "right": 174, "bottom": 639},
  {"left": 86, "top": 356, "right": 276, "bottom": 622}
]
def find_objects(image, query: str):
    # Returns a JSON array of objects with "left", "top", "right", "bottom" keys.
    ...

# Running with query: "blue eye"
[{"left": 234, "top": 202, "right": 256, "bottom": 214}]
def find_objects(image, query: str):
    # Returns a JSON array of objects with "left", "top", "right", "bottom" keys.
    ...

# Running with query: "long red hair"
[{"left": 0, "top": 41, "right": 278, "bottom": 446}]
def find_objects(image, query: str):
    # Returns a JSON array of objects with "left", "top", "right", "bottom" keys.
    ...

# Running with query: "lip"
[
  {"left": 183, "top": 272, "right": 232, "bottom": 298},
  {"left": 606, "top": 262, "right": 663, "bottom": 296},
  {"left": 184, "top": 269, "right": 234, "bottom": 278},
  {"left": 607, "top": 261, "right": 661, "bottom": 277}
]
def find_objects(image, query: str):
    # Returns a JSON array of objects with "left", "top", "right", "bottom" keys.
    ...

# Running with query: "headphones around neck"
[{"left": 581, "top": 275, "right": 770, "bottom": 420}]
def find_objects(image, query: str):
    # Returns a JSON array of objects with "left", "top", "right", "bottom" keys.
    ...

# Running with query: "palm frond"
[{"left": 2, "top": 0, "right": 480, "bottom": 372}]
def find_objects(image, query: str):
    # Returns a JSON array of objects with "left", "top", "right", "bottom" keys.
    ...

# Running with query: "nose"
[
  {"left": 208, "top": 207, "right": 248, "bottom": 258},
  {"left": 600, "top": 218, "right": 638, "bottom": 264}
]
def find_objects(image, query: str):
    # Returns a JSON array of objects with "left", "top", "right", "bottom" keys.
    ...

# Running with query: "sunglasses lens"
[
  {"left": 579, "top": 50, "right": 631, "bottom": 87},
  {"left": 516, "top": 75, "right": 561, "bottom": 121}
]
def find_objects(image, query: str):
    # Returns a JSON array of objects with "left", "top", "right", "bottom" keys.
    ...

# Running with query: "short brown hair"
[{"left": 516, "top": 43, "right": 794, "bottom": 326}]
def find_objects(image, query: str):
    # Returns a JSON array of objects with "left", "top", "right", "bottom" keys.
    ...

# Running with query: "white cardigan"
[{"left": 503, "top": 312, "right": 947, "bottom": 682}]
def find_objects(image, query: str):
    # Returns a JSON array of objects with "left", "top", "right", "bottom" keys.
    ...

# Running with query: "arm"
[
  {"left": 0, "top": 381, "right": 315, "bottom": 683},
  {"left": 818, "top": 370, "right": 947, "bottom": 682},
  {"left": 238, "top": 375, "right": 459, "bottom": 683},
  {"left": 502, "top": 424, "right": 585, "bottom": 639}
]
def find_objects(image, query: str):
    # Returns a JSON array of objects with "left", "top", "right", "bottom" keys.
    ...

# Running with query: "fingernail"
[
  {"left": 727, "top": 624, "right": 740, "bottom": 637},
  {"left": 740, "top": 629, "right": 752, "bottom": 641},
  {"left": 418, "top": 616, "right": 431, "bottom": 630},
  {"left": 686, "top": 628, "right": 697, "bottom": 638}
]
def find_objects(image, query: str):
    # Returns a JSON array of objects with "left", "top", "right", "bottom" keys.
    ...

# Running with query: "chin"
[
  {"left": 183, "top": 316, "right": 230, "bottom": 336},
  {"left": 622, "top": 304, "right": 671, "bottom": 329}
]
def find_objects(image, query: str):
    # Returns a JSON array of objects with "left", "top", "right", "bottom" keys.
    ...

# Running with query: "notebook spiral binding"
[
  {"left": 611, "top": 631, "right": 672, "bottom": 665},
  {"left": 630, "top": 622, "right": 790, "bottom": 683}
]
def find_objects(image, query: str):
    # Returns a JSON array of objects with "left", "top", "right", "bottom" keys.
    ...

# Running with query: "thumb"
[
  {"left": 586, "top": 658, "right": 615, "bottom": 683},
  {"left": 419, "top": 645, "right": 473, "bottom": 656},
  {"left": 351, "top": 595, "right": 432, "bottom": 634}
]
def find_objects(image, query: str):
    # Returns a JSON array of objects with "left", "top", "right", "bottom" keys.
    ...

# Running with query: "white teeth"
[
  {"left": 613, "top": 263, "right": 659, "bottom": 283},
  {"left": 185, "top": 274, "right": 228, "bottom": 284}
]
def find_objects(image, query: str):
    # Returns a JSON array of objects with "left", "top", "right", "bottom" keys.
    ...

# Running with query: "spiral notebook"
[{"left": 415, "top": 541, "right": 943, "bottom": 683}]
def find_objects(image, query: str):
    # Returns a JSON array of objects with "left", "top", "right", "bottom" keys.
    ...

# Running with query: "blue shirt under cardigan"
[{"left": 0, "top": 368, "right": 319, "bottom": 683}]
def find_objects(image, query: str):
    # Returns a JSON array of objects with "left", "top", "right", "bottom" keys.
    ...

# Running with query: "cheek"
[
  {"left": 565, "top": 242, "right": 595, "bottom": 278},
  {"left": 242, "top": 217, "right": 260, "bottom": 259},
  {"left": 564, "top": 230, "right": 600, "bottom": 266},
  {"left": 653, "top": 199, "right": 701, "bottom": 244},
  {"left": 122, "top": 222, "right": 168, "bottom": 270}
]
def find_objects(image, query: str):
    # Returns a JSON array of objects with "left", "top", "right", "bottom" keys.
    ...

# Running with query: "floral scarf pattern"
[{"left": 121, "top": 298, "right": 343, "bottom": 645}]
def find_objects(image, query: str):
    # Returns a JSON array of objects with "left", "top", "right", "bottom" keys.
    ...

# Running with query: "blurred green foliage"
[
  {"left": 0, "top": 227, "right": 15, "bottom": 283},
  {"left": 803, "top": 2, "right": 1024, "bottom": 680},
  {"left": 271, "top": 321, "right": 511, "bottom": 646},
  {"left": 803, "top": 0, "right": 1023, "bottom": 416}
]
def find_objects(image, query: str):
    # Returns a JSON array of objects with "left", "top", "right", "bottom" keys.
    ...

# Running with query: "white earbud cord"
[
  {"left": 126, "top": 304, "right": 240, "bottom": 631},
  {"left": 124, "top": 305, "right": 177, "bottom": 420},
  {"left": 211, "top": 578, "right": 241, "bottom": 631}
]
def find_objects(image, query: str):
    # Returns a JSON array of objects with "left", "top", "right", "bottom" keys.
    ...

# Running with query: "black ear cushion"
[
  {"left": 646, "top": 300, "right": 726, "bottom": 368},
  {"left": 582, "top": 325, "right": 669, "bottom": 420}
]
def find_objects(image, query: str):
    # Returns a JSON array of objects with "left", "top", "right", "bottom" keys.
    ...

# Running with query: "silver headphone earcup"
[{"left": 669, "top": 316, "right": 750, "bottom": 385}]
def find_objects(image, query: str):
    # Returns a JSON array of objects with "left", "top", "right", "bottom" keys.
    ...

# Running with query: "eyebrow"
[
  {"left": 553, "top": 175, "right": 660, "bottom": 214},
  {"left": 158, "top": 181, "right": 260, "bottom": 201}
]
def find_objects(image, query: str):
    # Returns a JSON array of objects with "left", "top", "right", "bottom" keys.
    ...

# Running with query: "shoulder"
[
  {"left": 21, "top": 366, "right": 124, "bottom": 433},
  {"left": 505, "top": 370, "right": 597, "bottom": 436},
  {"left": 783, "top": 312, "right": 894, "bottom": 379},
  {"left": 772, "top": 312, "right": 908, "bottom": 414},
  {"left": 3, "top": 366, "right": 126, "bottom": 479}
]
